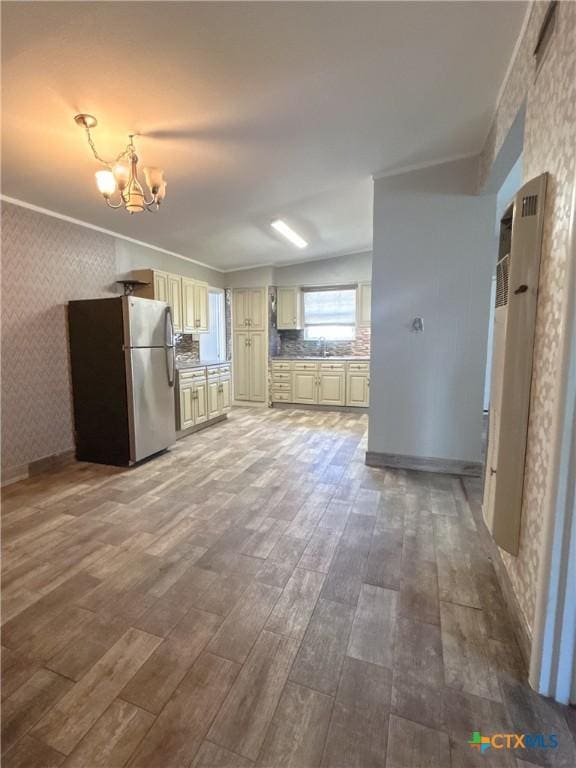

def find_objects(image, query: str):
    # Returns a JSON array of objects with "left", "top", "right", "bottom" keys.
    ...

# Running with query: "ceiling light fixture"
[
  {"left": 271, "top": 219, "right": 308, "bottom": 249},
  {"left": 74, "top": 114, "right": 166, "bottom": 214}
]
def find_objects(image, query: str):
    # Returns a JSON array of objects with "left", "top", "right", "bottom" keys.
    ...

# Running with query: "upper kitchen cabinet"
[
  {"left": 357, "top": 282, "right": 371, "bottom": 327},
  {"left": 277, "top": 287, "right": 303, "bottom": 330},
  {"left": 233, "top": 288, "right": 266, "bottom": 330},
  {"left": 131, "top": 269, "right": 209, "bottom": 334},
  {"left": 182, "top": 277, "right": 209, "bottom": 333}
]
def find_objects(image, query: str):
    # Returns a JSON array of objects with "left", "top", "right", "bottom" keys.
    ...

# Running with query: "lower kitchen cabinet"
[
  {"left": 294, "top": 371, "right": 317, "bottom": 404},
  {"left": 270, "top": 359, "right": 369, "bottom": 407},
  {"left": 318, "top": 371, "right": 346, "bottom": 406},
  {"left": 177, "top": 363, "right": 231, "bottom": 434},
  {"left": 234, "top": 331, "right": 266, "bottom": 402},
  {"left": 346, "top": 371, "right": 370, "bottom": 407}
]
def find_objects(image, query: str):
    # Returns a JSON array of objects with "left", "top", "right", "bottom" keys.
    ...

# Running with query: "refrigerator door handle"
[
  {"left": 165, "top": 305, "right": 175, "bottom": 388},
  {"left": 166, "top": 345, "right": 176, "bottom": 388}
]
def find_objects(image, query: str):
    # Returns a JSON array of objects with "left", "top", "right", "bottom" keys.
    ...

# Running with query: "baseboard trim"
[
  {"left": 365, "top": 450, "right": 482, "bottom": 477},
  {"left": 271, "top": 403, "right": 368, "bottom": 413},
  {"left": 1, "top": 448, "right": 75, "bottom": 487},
  {"left": 461, "top": 477, "right": 532, "bottom": 665}
]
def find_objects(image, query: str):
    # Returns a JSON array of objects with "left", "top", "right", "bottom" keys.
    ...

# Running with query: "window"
[
  {"left": 303, "top": 287, "right": 356, "bottom": 340},
  {"left": 199, "top": 290, "right": 226, "bottom": 361}
]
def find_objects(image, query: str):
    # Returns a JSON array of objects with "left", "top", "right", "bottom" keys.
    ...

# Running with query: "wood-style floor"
[{"left": 2, "top": 407, "right": 575, "bottom": 768}]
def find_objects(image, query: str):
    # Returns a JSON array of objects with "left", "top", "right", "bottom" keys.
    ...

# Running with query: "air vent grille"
[
  {"left": 496, "top": 254, "right": 510, "bottom": 308},
  {"left": 522, "top": 195, "right": 538, "bottom": 217}
]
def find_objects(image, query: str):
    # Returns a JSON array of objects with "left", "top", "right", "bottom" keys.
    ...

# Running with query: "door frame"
[{"left": 529, "top": 166, "right": 576, "bottom": 704}]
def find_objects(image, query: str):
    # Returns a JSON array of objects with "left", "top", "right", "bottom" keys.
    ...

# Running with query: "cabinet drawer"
[
  {"left": 272, "top": 392, "right": 292, "bottom": 402},
  {"left": 272, "top": 382, "right": 292, "bottom": 392},
  {"left": 218, "top": 365, "right": 231, "bottom": 376},
  {"left": 272, "top": 372, "right": 292, "bottom": 382},
  {"left": 294, "top": 361, "right": 319, "bottom": 371},
  {"left": 271, "top": 361, "right": 292, "bottom": 371},
  {"left": 179, "top": 368, "right": 206, "bottom": 381},
  {"left": 320, "top": 361, "right": 345, "bottom": 372},
  {"left": 348, "top": 361, "right": 370, "bottom": 372}
]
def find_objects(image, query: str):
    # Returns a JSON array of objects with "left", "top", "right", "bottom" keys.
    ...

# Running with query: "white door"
[
  {"left": 249, "top": 289, "right": 266, "bottom": 331},
  {"left": 167, "top": 274, "right": 183, "bottom": 333},
  {"left": 220, "top": 377, "right": 231, "bottom": 412},
  {"left": 294, "top": 371, "right": 317, "bottom": 404},
  {"left": 233, "top": 290, "right": 249, "bottom": 330},
  {"left": 207, "top": 379, "right": 220, "bottom": 419},
  {"left": 195, "top": 381, "right": 208, "bottom": 424},
  {"left": 318, "top": 372, "right": 345, "bottom": 406},
  {"left": 195, "top": 283, "right": 209, "bottom": 332},
  {"left": 181, "top": 277, "right": 196, "bottom": 333},
  {"left": 179, "top": 385, "right": 195, "bottom": 430},
  {"left": 233, "top": 332, "right": 251, "bottom": 400},
  {"left": 249, "top": 332, "right": 267, "bottom": 401},
  {"left": 154, "top": 271, "right": 169, "bottom": 303},
  {"left": 277, "top": 288, "right": 300, "bottom": 329},
  {"left": 346, "top": 373, "right": 369, "bottom": 407}
]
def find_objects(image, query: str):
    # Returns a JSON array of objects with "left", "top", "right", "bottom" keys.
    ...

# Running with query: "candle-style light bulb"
[{"left": 95, "top": 170, "right": 116, "bottom": 197}]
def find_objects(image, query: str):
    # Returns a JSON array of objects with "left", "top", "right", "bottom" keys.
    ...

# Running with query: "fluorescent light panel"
[{"left": 271, "top": 219, "right": 308, "bottom": 249}]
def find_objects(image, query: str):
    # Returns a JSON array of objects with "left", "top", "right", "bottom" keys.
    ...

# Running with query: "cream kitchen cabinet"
[
  {"left": 234, "top": 331, "right": 266, "bottom": 402},
  {"left": 131, "top": 269, "right": 209, "bottom": 334},
  {"left": 269, "top": 359, "right": 369, "bottom": 407},
  {"left": 178, "top": 375, "right": 207, "bottom": 429},
  {"left": 277, "top": 287, "right": 303, "bottom": 330},
  {"left": 357, "top": 282, "right": 371, "bottom": 327},
  {"left": 167, "top": 274, "right": 183, "bottom": 333},
  {"left": 346, "top": 371, "right": 370, "bottom": 407},
  {"left": 233, "top": 288, "right": 266, "bottom": 331},
  {"left": 177, "top": 363, "right": 231, "bottom": 433},
  {"left": 182, "top": 278, "right": 209, "bottom": 333},
  {"left": 318, "top": 367, "right": 346, "bottom": 406}
]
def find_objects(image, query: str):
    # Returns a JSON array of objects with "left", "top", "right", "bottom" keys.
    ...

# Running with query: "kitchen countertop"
[
  {"left": 270, "top": 356, "right": 370, "bottom": 361},
  {"left": 176, "top": 359, "right": 229, "bottom": 370}
]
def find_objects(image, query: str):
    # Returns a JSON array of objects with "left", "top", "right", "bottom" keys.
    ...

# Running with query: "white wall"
[
  {"left": 225, "top": 265, "right": 275, "bottom": 288},
  {"left": 274, "top": 251, "right": 371, "bottom": 286},
  {"left": 115, "top": 239, "right": 225, "bottom": 288},
  {"left": 368, "top": 157, "right": 496, "bottom": 464}
]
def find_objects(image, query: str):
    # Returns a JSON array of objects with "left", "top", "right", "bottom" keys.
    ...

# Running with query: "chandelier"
[{"left": 74, "top": 114, "right": 166, "bottom": 213}]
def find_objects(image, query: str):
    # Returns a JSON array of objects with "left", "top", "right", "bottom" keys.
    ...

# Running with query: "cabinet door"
[
  {"left": 195, "top": 283, "right": 209, "bottom": 332},
  {"left": 248, "top": 289, "right": 266, "bottom": 330},
  {"left": 249, "top": 332, "right": 267, "bottom": 401},
  {"left": 346, "top": 372, "right": 369, "bottom": 407},
  {"left": 233, "top": 290, "right": 249, "bottom": 330},
  {"left": 318, "top": 372, "right": 345, "bottom": 406},
  {"left": 154, "top": 271, "right": 169, "bottom": 302},
  {"left": 168, "top": 274, "right": 183, "bottom": 333},
  {"left": 181, "top": 277, "right": 197, "bottom": 334},
  {"left": 179, "top": 385, "right": 195, "bottom": 430},
  {"left": 357, "top": 282, "right": 371, "bottom": 327},
  {"left": 277, "top": 287, "right": 302, "bottom": 330},
  {"left": 233, "top": 333, "right": 251, "bottom": 400},
  {"left": 194, "top": 381, "right": 208, "bottom": 424},
  {"left": 294, "top": 371, "right": 317, "bottom": 404},
  {"left": 219, "top": 377, "right": 231, "bottom": 412},
  {"left": 207, "top": 379, "right": 220, "bottom": 419}
]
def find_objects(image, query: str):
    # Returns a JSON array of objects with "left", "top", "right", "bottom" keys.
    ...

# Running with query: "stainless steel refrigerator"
[{"left": 68, "top": 296, "right": 176, "bottom": 466}]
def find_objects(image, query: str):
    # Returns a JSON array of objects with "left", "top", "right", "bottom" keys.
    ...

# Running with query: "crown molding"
[
  {"left": 0, "top": 195, "right": 225, "bottom": 273},
  {"left": 372, "top": 152, "right": 478, "bottom": 181}
]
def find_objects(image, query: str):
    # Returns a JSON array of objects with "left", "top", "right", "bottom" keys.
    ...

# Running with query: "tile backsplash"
[
  {"left": 175, "top": 334, "right": 200, "bottom": 365},
  {"left": 276, "top": 327, "right": 371, "bottom": 358}
]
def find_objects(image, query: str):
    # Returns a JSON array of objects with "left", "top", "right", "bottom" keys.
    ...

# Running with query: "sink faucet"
[{"left": 318, "top": 336, "right": 328, "bottom": 358}]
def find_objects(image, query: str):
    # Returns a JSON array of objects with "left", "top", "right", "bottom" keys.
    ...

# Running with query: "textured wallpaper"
[
  {"left": 1, "top": 203, "right": 117, "bottom": 475},
  {"left": 480, "top": 1, "right": 576, "bottom": 634}
]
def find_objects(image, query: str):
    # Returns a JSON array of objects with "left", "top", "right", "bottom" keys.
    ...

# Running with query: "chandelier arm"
[{"left": 104, "top": 197, "right": 125, "bottom": 209}]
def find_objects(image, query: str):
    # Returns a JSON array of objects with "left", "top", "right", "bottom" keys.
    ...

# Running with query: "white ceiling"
[{"left": 1, "top": 1, "right": 526, "bottom": 271}]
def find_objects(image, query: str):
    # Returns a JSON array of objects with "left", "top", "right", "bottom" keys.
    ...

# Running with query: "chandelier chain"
[{"left": 84, "top": 125, "right": 135, "bottom": 167}]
